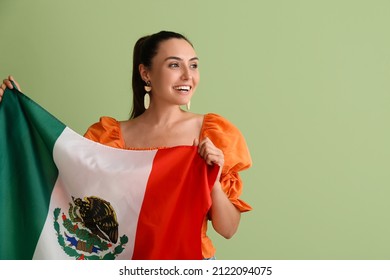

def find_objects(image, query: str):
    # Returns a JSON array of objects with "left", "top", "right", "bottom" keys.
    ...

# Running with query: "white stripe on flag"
[{"left": 33, "top": 127, "right": 157, "bottom": 259}]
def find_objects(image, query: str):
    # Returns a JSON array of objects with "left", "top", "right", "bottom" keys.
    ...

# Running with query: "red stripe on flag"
[{"left": 132, "top": 146, "right": 219, "bottom": 260}]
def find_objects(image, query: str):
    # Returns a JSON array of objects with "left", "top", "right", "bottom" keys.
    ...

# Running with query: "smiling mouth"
[{"left": 173, "top": 85, "right": 192, "bottom": 93}]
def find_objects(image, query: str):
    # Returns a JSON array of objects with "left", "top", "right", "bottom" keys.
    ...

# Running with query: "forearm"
[{"left": 209, "top": 180, "right": 241, "bottom": 239}]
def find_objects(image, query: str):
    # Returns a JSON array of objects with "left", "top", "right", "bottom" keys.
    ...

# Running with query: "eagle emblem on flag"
[{"left": 53, "top": 196, "right": 128, "bottom": 260}]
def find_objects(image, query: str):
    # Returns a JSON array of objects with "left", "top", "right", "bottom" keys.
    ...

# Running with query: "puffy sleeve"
[
  {"left": 201, "top": 113, "right": 252, "bottom": 212},
  {"left": 83, "top": 116, "right": 126, "bottom": 148}
]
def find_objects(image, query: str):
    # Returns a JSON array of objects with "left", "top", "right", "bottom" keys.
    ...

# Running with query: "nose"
[{"left": 181, "top": 67, "right": 191, "bottom": 80}]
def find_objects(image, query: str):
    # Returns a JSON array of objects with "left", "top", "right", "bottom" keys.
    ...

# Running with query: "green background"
[{"left": 1, "top": 0, "right": 390, "bottom": 260}]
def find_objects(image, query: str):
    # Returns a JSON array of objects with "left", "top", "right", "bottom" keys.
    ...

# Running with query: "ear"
[{"left": 139, "top": 64, "right": 150, "bottom": 82}]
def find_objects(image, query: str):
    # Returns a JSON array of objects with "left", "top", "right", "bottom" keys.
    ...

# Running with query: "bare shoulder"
[
  {"left": 183, "top": 111, "right": 204, "bottom": 127},
  {"left": 119, "top": 117, "right": 140, "bottom": 132}
]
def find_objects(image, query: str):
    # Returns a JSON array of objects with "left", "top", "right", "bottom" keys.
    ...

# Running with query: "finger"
[
  {"left": 197, "top": 137, "right": 212, "bottom": 153},
  {"left": 198, "top": 144, "right": 224, "bottom": 166},
  {"left": 193, "top": 138, "right": 199, "bottom": 146},
  {"left": 204, "top": 153, "right": 224, "bottom": 166},
  {"left": 198, "top": 140, "right": 218, "bottom": 159},
  {"left": 198, "top": 141, "right": 211, "bottom": 158},
  {"left": 0, "top": 86, "right": 4, "bottom": 101},
  {"left": 0, "top": 83, "right": 6, "bottom": 96},
  {"left": 8, "top": 76, "right": 21, "bottom": 90},
  {"left": 198, "top": 137, "right": 211, "bottom": 146},
  {"left": 3, "top": 79, "right": 13, "bottom": 89}
]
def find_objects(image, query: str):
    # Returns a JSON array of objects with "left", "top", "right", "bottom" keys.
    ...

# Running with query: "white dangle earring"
[
  {"left": 186, "top": 100, "right": 191, "bottom": 111},
  {"left": 144, "top": 81, "right": 151, "bottom": 109}
]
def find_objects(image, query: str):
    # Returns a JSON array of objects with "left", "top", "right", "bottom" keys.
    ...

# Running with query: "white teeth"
[{"left": 174, "top": 86, "right": 191, "bottom": 91}]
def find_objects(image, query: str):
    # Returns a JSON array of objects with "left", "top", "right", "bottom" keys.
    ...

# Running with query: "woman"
[{"left": 0, "top": 30, "right": 252, "bottom": 259}]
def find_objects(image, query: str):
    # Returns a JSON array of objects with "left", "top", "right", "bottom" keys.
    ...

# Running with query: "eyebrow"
[{"left": 164, "top": 56, "right": 199, "bottom": 62}]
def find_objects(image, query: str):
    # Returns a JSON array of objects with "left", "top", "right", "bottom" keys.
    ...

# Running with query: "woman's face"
[{"left": 146, "top": 38, "right": 199, "bottom": 107}]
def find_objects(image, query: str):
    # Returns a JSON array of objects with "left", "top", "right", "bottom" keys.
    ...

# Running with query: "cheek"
[
  {"left": 193, "top": 73, "right": 200, "bottom": 86},
  {"left": 160, "top": 70, "right": 180, "bottom": 83},
  {"left": 151, "top": 71, "right": 173, "bottom": 88}
]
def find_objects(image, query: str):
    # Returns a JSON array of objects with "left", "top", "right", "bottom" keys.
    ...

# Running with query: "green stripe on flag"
[{"left": 0, "top": 88, "right": 66, "bottom": 259}]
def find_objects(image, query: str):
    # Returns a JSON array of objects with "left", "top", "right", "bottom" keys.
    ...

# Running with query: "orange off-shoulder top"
[{"left": 83, "top": 113, "right": 252, "bottom": 259}]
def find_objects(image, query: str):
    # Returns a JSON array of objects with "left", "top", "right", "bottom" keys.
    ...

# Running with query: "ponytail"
[{"left": 130, "top": 36, "right": 150, "bottom": 119}]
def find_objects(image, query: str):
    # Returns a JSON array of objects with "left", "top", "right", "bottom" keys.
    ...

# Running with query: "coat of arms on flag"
[{"left": 52, "top": 196, "right": 128, "bottom": 260}]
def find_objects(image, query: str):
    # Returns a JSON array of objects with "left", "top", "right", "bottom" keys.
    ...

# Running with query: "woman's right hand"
[{"left": 0, "top": 75, "right": 21, "bottom": 102}]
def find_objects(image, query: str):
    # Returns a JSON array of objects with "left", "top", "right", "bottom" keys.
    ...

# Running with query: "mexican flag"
[{"left": 0, "top": 87, "right": 219, "bottom": 260}]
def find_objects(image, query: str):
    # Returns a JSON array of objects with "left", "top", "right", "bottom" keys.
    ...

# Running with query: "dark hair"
[{"left": 130, "top": 31, "right": 193, "bottom": 119}]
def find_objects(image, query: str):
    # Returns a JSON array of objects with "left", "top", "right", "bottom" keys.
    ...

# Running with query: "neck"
[{"left": 139, "top": 104, "right": 187, "bottom": 127}]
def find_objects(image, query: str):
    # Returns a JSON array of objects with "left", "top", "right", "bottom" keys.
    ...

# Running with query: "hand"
[
  {"left": 193, "top": 137, "right": 224, "bottom": 180},
  {"left": 0, "top": 75, "right": 21, "bottom": 102},
  {"left": 193, "top": 137, "right": 224, "bottom": 167}
]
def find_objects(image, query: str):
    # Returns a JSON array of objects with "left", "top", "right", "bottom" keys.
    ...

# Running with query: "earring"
[
  {"left": 144, "top": 81, "right": 151, "bottom": 109},
  {"left": 186, "top": 100, "right": 191, "bottom": 111}
]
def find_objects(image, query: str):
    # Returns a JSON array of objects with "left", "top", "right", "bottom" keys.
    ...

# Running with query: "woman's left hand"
[
  {"left": 193, "top": 137, "right": 224, "bottom": 179},
  {"left": 194, "top": 137, "right": 224, "bottom": 166}
]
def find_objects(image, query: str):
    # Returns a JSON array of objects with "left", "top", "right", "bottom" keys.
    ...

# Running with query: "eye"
[
  {"left": 169, "top": 63, "right": 179, "bottom": 68},
  {"left": 190, "top": 63, "right": 198, "bottom": 69}
]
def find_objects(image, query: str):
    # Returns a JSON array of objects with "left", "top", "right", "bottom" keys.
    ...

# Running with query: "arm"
[
  {"left": 209, "top": 180, "right": 241, "bottom": 239},
  {"left": 195, "top": 137, "right": 241, "bottom": 239}
]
